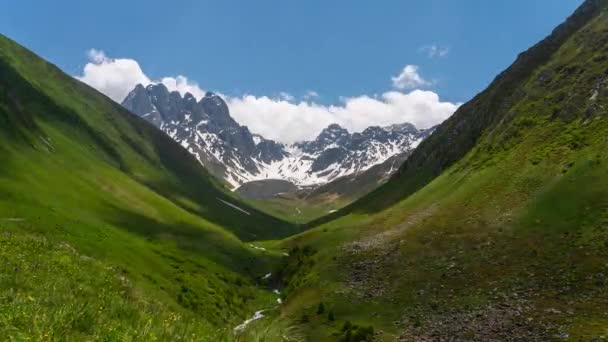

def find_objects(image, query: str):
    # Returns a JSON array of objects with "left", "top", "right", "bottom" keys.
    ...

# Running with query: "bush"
[
  {"left": 339, "top": 321, "right": 374, "bottom": 341},
  {"left": 328, "top": 310, "right": 335, "bottom": 321},
  {"left": 342, "top": 321, "right": 352, "bottom": 331},
  {"left": 317, "top": 302, "right": 325, "bottom": 315}
]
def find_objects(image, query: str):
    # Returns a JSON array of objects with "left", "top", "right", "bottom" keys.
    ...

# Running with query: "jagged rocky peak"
[
  {"left": 146, "top": 83, "right": 170, "bottom": 106},
  {"left": 296, "top": 123, "right": 350, "bottom": 154},
  {"left": 122, "top": 84, "right": 243, "bottom": 132},
  {"left": 200, "top": 91, "right": 227, "bottom": 110},
  {"left": 184, "top": 92, "right": 196, "bottom": 101},
  {"left": 122, "top": 84, "right": 162, "bottom": 126},
  {"left": 384, "top": 122, "right": 417, "bottom": 134},
  {"left": 252, "top": 134, "right": 264, "bottom": 145},
  {"left": 121, "top": 83, "right": 435, "bottom": 189},
  {"left": 199, "top": 91, "right": 237, "bottom": 128},
  {"left": 361, "top": 126, "right": 386, "bottom": 137},
  {"left": 122, "top": 85, "right": 288, "bottom": 187},
  {"left": 125, "top": 83, "right": 147, "bottom": 99},
  {"left": 317, "top": 123, "right": 350, "bottom": 142},
  {"left": 122, "top": 84, "right": 150, "bottom": 110},
  {"left": 255, "top": 139, "right": 288, "bottom": 164}
]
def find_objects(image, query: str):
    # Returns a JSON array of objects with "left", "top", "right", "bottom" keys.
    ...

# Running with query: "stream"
[
  {"left": 233, "top": 309, "right": 268, "bottom": 333},
  {"left": 233, "top": 273, "right": 282, "bottom": 333}
]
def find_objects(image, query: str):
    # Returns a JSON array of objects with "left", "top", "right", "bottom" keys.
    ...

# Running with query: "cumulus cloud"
[
  {"left": 87, "top": 49, "right": 107, "bottom": 64},
  {"left": 159, "top": 76, "right": 206, "bottom": 99},
  {"left": 278, "top": 92, "right": 295, "bottom": 101},
  {"left": 391, "top": 65, "right": 431, "bottom": 90},
  {"left": 76, "top": 50, "right": 151, "bottom": 102},
  {"left": 76, "top": 49, "right": 205, "bottom": 102},
  {"left": 303, "top": 90, "right": 320, "bottom": 100},
  {"left": 419, "top": 44, "right": 450, "bottom": 58},
  {"left": 227, "top": 90, "right": 459, "bottom": 143},
  {"left": 76, "top": 50, "right": 459, "bottom": 143}
]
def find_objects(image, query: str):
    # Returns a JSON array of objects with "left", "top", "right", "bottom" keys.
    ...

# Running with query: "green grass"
[
  {"left": 0, "top": 229, "right": 222, "bottom": 341},
  {"left": 2, "top": 1, "right": 608, "bottom": 340},
  {"left": 279, "top": 118, "right": 608, "bottom": 341},
  {"left": 244, "top": 193, "right": 350, "bottom": 224},
  {"left": 0, "top": 34, "right": 297, "bottom": 339},
  {"left": 274, "top": 4, "right": 608, "bottom": 340}
]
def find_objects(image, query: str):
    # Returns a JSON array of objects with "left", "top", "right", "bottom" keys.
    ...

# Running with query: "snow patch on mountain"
[{"left": 122, "top": 84, "right": 433, "bottom": 189}]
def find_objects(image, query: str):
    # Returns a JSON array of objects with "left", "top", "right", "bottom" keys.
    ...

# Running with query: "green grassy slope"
[
  {"left": 308, "top": 0, "right": 607, "bottom": 229},
  {"left": 243, "top": 192, "right": 348, "bottom": 225},
  {"left": 0, "top": 34, "right": 298, "bottom": 340},
  {"left": 0, "top": 35, "right": 297, "bottom": 242},
  {"left": 272, "top": 1, "right": 608, "bottom": 340}
]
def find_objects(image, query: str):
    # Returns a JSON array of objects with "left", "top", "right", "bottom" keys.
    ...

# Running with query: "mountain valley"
[{"left": 1, "top": 0, "right": 608, "bottom": 341}]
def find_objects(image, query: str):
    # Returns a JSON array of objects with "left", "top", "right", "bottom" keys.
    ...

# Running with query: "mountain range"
[{"left": 122, "top": 84, "right": 432, "bottom": 190}]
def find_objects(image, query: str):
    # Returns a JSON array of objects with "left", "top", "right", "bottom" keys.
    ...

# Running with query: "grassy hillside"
[
  {"left": 309, "top": 0, "right": 608, "bottom": 229},
  {"left": 271, "top": 1, "right": 608, "bottom": 340},
  {"left": 243, "top": 192, "right": 348, "bottom": 225},
  {"left": 0, "top": 34, "right": 299, "bottom": 340}
]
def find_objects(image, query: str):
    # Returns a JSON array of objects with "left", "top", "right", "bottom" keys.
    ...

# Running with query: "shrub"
[
  {"left": 317, "top": 302, "right": 325, "bottom": 315},
  {"left": 338, "top": 322, "right": 375, "bottom": 341},
  {"left": 342, "top": 321, "right": 352, "bottom": 331}
]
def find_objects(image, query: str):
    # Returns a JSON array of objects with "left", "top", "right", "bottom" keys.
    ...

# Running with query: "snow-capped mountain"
[{"left": 122, "top": 84, "right": 433, "bottom": 189}]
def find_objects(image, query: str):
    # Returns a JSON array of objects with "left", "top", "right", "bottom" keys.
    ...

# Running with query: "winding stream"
[
  {"left": 234, "top": 309, "right": 268, "bottom": 333},
  {"left": 233, "top": 273, "right": 282, "bottom": 333}
]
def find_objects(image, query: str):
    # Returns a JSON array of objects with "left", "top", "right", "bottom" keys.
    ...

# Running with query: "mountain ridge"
[
  {"left": 308, "top": 0, "right": 608, "bottom": 228},
  {"left": 122, "top": 83, "right": 433, "bottom": 189}
]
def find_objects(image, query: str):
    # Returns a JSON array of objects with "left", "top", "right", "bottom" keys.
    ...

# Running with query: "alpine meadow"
[{"left": 1, "top": 0, "right": 608, "bottom": 341}]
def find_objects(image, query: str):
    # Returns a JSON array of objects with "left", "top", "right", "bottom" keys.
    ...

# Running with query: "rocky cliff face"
[{"left": 122, "top": 84, "right": 433, "bottom": 188}]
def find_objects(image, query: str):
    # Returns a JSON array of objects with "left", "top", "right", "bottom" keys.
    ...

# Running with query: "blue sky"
[{"left": 1, "top": 0, "right": 583, "bottom": 142}]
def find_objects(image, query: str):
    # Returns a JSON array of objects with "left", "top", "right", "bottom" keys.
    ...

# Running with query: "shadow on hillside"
[
  {"left": 103, "top": 203, "right": 263, "bottom": 275},
  {"left": 116, "top": 100, "right": 301, "bottom": 242},
  {"left": 1, "top": 52, "right": 299, "bottom": 242}
]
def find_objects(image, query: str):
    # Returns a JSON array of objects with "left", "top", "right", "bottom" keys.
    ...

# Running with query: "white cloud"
[
  {"left": 76, "top": 50, "right": 459, "bottom": 143},
  {"left": 159, "top": 76, "right": 206, "bottom": 99},
  {"left": 278, "top": 92, "right": 295, "bottom": 101},
  {"left": 391, "top": 65, "right": 431, "bottom": 90},
  {"left": 227, "top": 90, "right": 459, "bottom": 143},
  {"left": 303, "top": 90, "right": 319, "bottom": 100},
  {"left": 87, "top": 49, "right": 107, "bottom": 64},
  {"left": 76, "top": 49, "right": 205, "bottom": 102},
  {"left": 76, "top": 50, "right": 151, "bottom": 102},
  {"left": 420, "top": 45, "right": 450, "bottom": 58}
]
